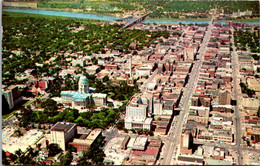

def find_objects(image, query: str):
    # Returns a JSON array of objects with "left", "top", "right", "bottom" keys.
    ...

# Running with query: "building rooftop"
[
  {"left": 51, "top": 122, "right": 76, "bottom": 132},
  {"left": 61, "top": 91, "right": 92, "bottom": 101},
  {"left": 86, "top": 129, "right": 102, "bottom": 141},
  {"left": 71, "top": 138, "right": 92, "bottom": 145},
  {"left": 133, "top": 149, "right": 157, "bottom": 155},
  {"left": 205, "top": 158, "right": 232, "bottom": 165},
  {"left": 178, "top": 154, "right": 204, "bottom": 163},
  {"left": 92, "top": 93, "right": 107, "bottom": 98}
]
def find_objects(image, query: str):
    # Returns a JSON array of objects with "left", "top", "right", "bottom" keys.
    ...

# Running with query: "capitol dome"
[{"left": 79, "top": 76, "right": 88, "bottom": 83}]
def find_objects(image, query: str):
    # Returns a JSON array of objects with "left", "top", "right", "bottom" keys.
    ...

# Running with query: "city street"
[
  {"left": 230, "top": 27, "right": 243, "bottom": 165},
  {"left": 161, "top": 17, "right": 214, "bottom": 165}
]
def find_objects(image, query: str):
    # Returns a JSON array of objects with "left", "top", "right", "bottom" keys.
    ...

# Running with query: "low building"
[
  {"left": 61, "top": 91, "right": 92, "bottom": 108},
  {"left": 212, "top": 130, "right": 233, "bottom": 143},
  {"left": 127, "top": 138, "right": 162, "bottom": 165},
  {"left": 69, "top": 129, "right": 102, "bottom": 152},
  {"left": 212, "top": 105, "right": 232, "bottom": 113},
  {"left": 205, "top": 158, "right": 232, "bottom": 165},
  {"left": 177, "top": 155, "right": 204, "bottom": 165},
  {"left": 85, "top": 65, "right": 100, "bottom": 75},
  {"left": 121, "top": 135, "right": 130, "bottom": 150},
  {"left": 127, "top": 137, "right": 148, "bottom": 150},
  {"left": 92, "top": 93, "right": 107, "bottom": 106},
  {"left": 35, "top": 77, "right": 56, "bottom": 91},
  {"left": 72, "top": 59, "right": 86, "bottom": 67}
]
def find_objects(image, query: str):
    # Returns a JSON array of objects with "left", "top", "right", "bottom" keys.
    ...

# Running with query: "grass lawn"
[
  {"left": 23, "top": 99, "right": 35, "bottom": 107},
  {"left": 2, "top": 110, "right": 17, "bottom": 120}
]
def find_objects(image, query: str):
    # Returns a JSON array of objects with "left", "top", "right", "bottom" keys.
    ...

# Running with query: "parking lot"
[{"left": 2, "top": 127, "right": 43, "bottom": 154}]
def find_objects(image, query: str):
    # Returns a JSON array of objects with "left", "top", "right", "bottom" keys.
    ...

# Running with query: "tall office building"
[
  {"left": 49, "top": 122, "right": 77, "bottom": 151},
  {"left": 125, "top": 93, "right": 153, "bottom": 130},
  {"left": 184, "top": 46, "right": 195, "bottom": 61},
  {"left": 219, "top": 90, "right": 231, "bottom": 105},
  {"left": 180, "top": 131, "right": 192, "bottom": 155}
]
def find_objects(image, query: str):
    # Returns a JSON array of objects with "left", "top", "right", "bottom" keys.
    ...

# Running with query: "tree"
[
  {"left": 147, "top": 130, "right": 154, "bottom": 136},
  {"left": 102, "top": 75, "right": 109, "bottom": 82},
  {"left": 116, "top": 119, "right": 124, "bottom": 130},
  {"left": 2, "top": 150, "right": 10, "bottom": 165},
  {"left": 107, "top": 103, "right": 114, "bottom": 107},
  {"left": 60, "top": 151, "right": 73, "bottom": 165},
  {"left": 130, "top": 128, "right": 136, "bottom": 133},
  {"left": 123, "top": 128, "right": 128, "bottom": 133},
  {"left": 68, "top": 144, "right": 77, "bottom": 153},
  {"left": 15, "top": 149, "right": 23, "bottom": 159},
  {"left": 47, "top": 143, "right": 62, "bottom": 157},
  {"left": 133, "top": 50, "right": 138, "bottom": 55}
]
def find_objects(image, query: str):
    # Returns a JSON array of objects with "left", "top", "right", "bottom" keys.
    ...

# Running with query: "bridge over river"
[{"left": 122, "top": 13, "right": 151, "bottom": 29}]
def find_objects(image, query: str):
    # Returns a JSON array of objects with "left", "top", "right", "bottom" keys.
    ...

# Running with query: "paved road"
[
  {"left": 230, "top": 27, "right": 243, "bottom": 165},
  {"left": 161, "top": 17, "right": 214, "bottom": 165}
]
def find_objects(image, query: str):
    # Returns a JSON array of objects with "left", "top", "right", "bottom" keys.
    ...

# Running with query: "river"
[{"left": 3, "top": 8, "right": 260, "bottom": 25}]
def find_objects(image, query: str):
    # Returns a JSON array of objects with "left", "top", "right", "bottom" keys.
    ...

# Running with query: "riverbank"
[
  {"left": 216, "top": 18, "right": 260, "bottom": 22},
  {"left": 36, "top": 7, "right": 123, "bottom": 17},
  {"left": 147, "top": 17, "right": 210, "bottom": 21},
  {"left": 27, "top": 7, "right": 260, "bottom": 23},
  {"left": 3, "top": 11, "right": 105, "bottom": 24},
  {"left": 3, "top": 8, "right": 260, "bottom": 25}
]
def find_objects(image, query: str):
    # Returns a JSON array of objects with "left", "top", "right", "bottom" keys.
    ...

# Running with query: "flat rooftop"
[{"left": 51, "top": 122, "right": 76, "bottom": 132}]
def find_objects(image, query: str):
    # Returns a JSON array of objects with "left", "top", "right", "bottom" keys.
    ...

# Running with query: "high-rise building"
[
  {"left": 125, "top": 93, "right": 153, "bottom": 130},
  {"left": 184, "top": 46, "right": 195, "bottom": 61},
  {"left": 219, "top": 90, "right": 231, "bottom": 105},
  {"left": 180, "top": 131, "right": 192, "bottom": 155},
  {"left": 49, "top": 122, "right": 77, "bottom": 151},
  {"left": 2, "top": 85, "right": 22, "bottom": 110},
  {"left": 154, "top": 98, "right": 163, "bottom": 115},
  {"left": 3, "top": 90, "right": 14, "bottom": 110}
]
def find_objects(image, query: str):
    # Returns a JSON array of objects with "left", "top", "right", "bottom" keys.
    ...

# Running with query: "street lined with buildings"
[{"left": 162, "top": 16, "right": 214, "bottom": 165}]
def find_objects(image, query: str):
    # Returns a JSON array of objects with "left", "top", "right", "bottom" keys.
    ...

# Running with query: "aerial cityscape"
[{"left": 1, "top": 0, "right": 260, "bottom": 165}]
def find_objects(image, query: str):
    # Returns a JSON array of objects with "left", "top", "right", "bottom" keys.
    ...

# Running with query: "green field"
[{"left": 149, "top": 17, "right": 210, "bottom": 21}]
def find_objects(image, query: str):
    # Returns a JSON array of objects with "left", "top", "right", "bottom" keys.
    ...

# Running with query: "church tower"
[{"left": 78, "top": 76, "right": 89, "bottom": 94}]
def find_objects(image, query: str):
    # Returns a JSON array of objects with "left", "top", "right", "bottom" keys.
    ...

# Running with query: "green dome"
[{"left": 79, "top": 76, "right": 88, "bottom": 83}]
